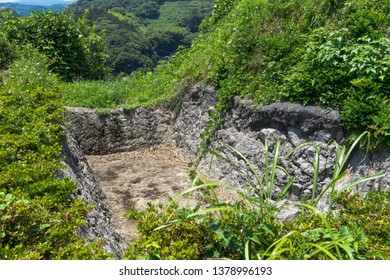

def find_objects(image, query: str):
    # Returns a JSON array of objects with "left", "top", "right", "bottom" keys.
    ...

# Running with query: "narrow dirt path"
[{"left": 86, "top": 144, "right": 198, "bottom": 242}]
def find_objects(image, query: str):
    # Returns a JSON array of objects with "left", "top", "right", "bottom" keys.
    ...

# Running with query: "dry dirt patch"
[
  {"left": 86, "top": 144, "right": 198, "bottom": 241},
  {"left": 87, "top": 144, "right": 239, "bottom": 243}
]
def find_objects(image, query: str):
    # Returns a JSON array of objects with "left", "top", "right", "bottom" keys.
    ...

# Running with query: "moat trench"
[{"left": 65, "top": 88, "right": 390, "bottom": 255}]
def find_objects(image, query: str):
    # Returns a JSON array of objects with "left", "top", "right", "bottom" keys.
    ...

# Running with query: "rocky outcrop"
[
  {"left": 172, "top": 83, "right": 218, "bottom": 160},
  {"left": 58, "top": 128, "right": 126, "bottom": 258},
  {"left": 171, "top": 84, "right": 389, "bottom": 200},
  {"left": 173, "top": 85, "right": 335, "bottom": 200},
  {"left": 348, "top": 150, "right": 390, "bottom": 194}
]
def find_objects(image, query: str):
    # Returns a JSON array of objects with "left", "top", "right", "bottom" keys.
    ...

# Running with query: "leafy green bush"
[
  {"left": 124, "top": 189, "right": 390, "bottom": 260},
  {"left": 0, "top": 10, "right": 110, "bottom": 81},
  {"left": 270, "top": 203, "right": 370, "bottom": 260},
  {"left": 124, "top": 202, "right": 219, "bottom": 260},
  {"left": 282, "top": 29, "right": 390, "bottom": 148},
  {"left": 269, "top": 188, "right": 390, "bottom": 260},
  {"left": 0, "top": 35, "right": 15, "bottom": 70},
  {"left": 0, "top": 50, "right": 110, "bottom": 259}
]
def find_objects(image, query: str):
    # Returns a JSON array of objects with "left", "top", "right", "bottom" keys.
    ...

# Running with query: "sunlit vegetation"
[
  {"left": 0, "top": 10, "right": 109, "bottom": 81},
  {"left": 1, "top": 0, "right": 389, "bottom": 259}
]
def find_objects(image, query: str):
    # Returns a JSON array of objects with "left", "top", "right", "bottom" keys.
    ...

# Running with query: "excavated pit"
[{"left": 64, "top": 83, "right": 390, "bottom": 258}]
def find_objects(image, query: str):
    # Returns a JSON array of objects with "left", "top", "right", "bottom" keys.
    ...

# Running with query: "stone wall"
[
  {"left": 57, "top": 128, "right": 126, "bottom": 258},
  {"left": 66, "top": 106, "right": 173, "bottom": 155}
]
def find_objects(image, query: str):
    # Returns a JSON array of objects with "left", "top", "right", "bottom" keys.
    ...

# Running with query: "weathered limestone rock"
[
  {"left": 58, "top": 128, "right": 127, "bottom": 258},
  {"left": 182, "top": 92, "right": 347, "bottom": 201},
  {"left": 172, "top": 83, "right": 218, "bottom": 161},
  {"left": 66, "top": 106, "right": 173, "bottom": 155}
]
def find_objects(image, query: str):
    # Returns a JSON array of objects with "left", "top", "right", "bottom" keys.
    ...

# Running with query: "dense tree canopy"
[
  {"left": 0, "top": 2, "right": 68, "bottom": 16},
  {"left": 68, "top": 0, "right": 214, "bottom": 75}
]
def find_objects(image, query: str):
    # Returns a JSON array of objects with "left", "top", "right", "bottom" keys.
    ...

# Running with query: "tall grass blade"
[
  {"left": 192, "top": 174, "right": 220, "bottom": 206},
  {"left": 245, "top": 240, "right": 250, "bottom": 260},
  {"left": 284, "top": 142, "right": 314, "bottom": 160},
  {"left": 206, "top": 146, "right": 260, "bottom": 194},
  {"left": 343, "top": 132, "right": 371, "bottom": 167},
  {"left": 260, "top": 231, "right": 297, "bottom": 260},
  {"left": 314, "top": 171, "right": 348, "bottom": 207},
  {"left": 267, "top": 238, "right": 293, "bottom": 260},
  {"left": 333, "top": 240, "right": 355, "bottom": 260},
  {"left": 306, "top": 242, "right": 338, "bottom": 260},
  {"left": 295, "top": 203, "right": 343, "bottom": 258},
  {"left": 225, "top": 144, "right": 265, "bottom": 196},
  {"left": 186, "top": 206, "right": 239, "bottom": 218},
  {"left": 264, "top": 138, "right": 269, "bottom": 198},
  {"left": 278, "top": 173, "right": 295, "bottom": 200},
  {"left": 312, "top": 146, "right": 321, "bottom": 204},
  {"left": 206, "top": 148, "right": 242, "bottom": 174},
  {"left": 337, "top": 172, "right": 386, "bottom": 194},
  {"left": 269, "top": 141, "right": 281, "bottom": 199}
]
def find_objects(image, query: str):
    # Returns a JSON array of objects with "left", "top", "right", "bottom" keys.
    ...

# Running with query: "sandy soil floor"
[{"left": 86, "top": 145, "right": 199, "bottom": 242}]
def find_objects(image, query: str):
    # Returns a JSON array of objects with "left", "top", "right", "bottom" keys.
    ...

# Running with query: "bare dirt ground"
[{"left": 86, "top": 144, "right": 200, "bottom": 242}]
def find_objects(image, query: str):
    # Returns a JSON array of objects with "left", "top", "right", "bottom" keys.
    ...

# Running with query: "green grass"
[
  {"left": 62, "top": 80, "right": 130, "bottom": 109},
  {"left": 61, "top": 64, "right": 183, "bottom": 110}
]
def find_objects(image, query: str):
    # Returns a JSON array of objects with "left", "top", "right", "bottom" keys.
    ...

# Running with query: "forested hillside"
[{"left": 68, "top": 0, "right": 214, "bottom": 75}]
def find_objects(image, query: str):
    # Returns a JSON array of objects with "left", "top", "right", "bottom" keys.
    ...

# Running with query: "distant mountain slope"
[
  {"left": 0, "top": 3, "right": 70, "bottom": 16},
  {"left": 0, "top": 1, "right": 77, "bottom": 6}
]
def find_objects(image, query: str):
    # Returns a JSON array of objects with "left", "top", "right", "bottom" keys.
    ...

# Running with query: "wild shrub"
[
  {"left": 282, "top": 28, "right": 390, "bottom": 148},
  {"left": 0, "top": 35, "right": 15, "bottom": 70},
  {"left": 124, "top": 202, "right": 219, "bottom": 260},
  {"left": 0, "top": 50, "right": 109, "bottom": 259},
  {"left": 0, "top": 10, "right": 110, "bottom": 81}
]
